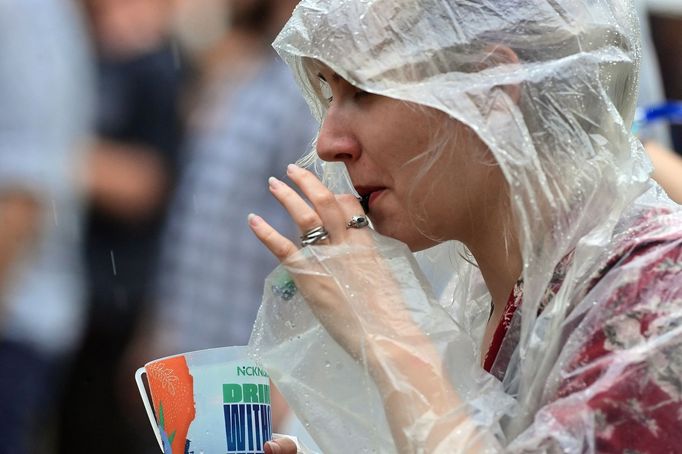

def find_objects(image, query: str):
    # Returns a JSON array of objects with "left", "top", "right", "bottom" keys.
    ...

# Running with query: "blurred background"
[{"left": 0, "top": 0, "right": 679, "bottom": 453}]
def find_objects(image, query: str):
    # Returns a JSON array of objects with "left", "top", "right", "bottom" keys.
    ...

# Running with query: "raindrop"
[
  {"left": 110, "top": 250, "right": 117, "bottom": 276},
  {"left": 51, "top": 199, "right": 59, "bottom": 226},
  {"left": 171, "top": 40, "right": 182, "bottom": 70}
]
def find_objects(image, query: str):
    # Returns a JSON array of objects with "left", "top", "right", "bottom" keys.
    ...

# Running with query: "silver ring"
[
  {"left": 346, "top": 215, "right": 369, "bottom": 229},
  {"left": 300, "top": 225, "right": 329, "bottom": 246}
]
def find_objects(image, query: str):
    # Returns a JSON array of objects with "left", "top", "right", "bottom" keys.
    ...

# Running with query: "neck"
[
  {"left": 466, "top": 217, "right": 522, "bottom": 316},
  {"left": 464, "top": 216, "right": 522, "bottom": 359}
]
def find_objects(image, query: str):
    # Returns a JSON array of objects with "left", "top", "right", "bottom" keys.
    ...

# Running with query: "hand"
[
  {"left": 249, "top": 165, "right": 467, "bottom": 452},
  {"left": 249, "top": 163, "right": 374, "bottom": 258},
  {"left": 81, "top": 141, "right": 168, "bottom": 220},
  {"left": 249, "top": 164, "right": 420, "bottom": 360}
]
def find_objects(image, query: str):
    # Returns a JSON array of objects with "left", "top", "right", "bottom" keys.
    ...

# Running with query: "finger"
[
  {"left": 336, "top": 193, "right": 366, "bottom": 219},
  {"left": 268, "top": 176, "right": 323, "bottom": 235},
  {"left": 336, "top": 194, "right": 374, "bottom": 245},
  {"left": 248, "top": 213, "right": 299, "bottom": 261},
  {"left": 264, "top": 438, "right": 298, "bottom": 454},
  {"left": 286, "top": 164, "right": 348, "bottom": 236}
]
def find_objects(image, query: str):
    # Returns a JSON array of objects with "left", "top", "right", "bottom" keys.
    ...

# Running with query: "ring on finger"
[
  {"left": 300, "top": 225, "right": 330, "bottom": 247},
  {"left": 346, "top": 215, "right": 369, "bottom": 229}
]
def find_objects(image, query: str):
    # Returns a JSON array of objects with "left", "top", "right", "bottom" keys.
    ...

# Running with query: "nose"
[{"left": 316, "top": 108, "right": 361, "bottom": 163}]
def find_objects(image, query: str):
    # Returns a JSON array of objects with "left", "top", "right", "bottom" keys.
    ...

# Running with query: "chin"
[{"left": 372, "top": 218, "right": 438, "bottom": 252}]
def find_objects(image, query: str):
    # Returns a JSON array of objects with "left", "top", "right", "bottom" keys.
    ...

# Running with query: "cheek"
[
  {"left": 370, "top": 107, "right": 433, "bottom": 165},
  {"left": 403, "top": 162, "right": 463, "bottom": 236},
  {"left": 373, "top": 213, "right": 436, "bottom": 251}
]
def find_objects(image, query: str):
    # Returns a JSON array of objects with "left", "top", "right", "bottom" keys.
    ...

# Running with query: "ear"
[{"left": 478, "top": 44, "right": 521, "bottom": 104}]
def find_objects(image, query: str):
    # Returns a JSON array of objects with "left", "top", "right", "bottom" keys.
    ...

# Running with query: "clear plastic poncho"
[{"left": 249, "top": 1, "right": 682, "bottom": 452}]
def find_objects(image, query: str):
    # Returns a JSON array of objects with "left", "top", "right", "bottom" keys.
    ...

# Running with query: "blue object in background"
[
  {"left": 633, "top": 102, "right": 682, "bottom": 155},
  {"left": 634, "top": 101, "right": 682, "bottom": 132}
]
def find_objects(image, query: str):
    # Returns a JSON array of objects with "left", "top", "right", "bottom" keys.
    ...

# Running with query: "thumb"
[{"left": 264, "top": 437, "right": 299, "bottom": 454}]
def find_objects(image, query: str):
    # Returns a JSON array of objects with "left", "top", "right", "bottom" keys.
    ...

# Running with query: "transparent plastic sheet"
[
  {"left": 248, "top": 0, "right": 682, "bottom": 452},
  {"left": 251, "top": 232, "right": 513, "bottom": 452},
  {"left": 252, "top": 206, "right": 682, "bottom": 452}
]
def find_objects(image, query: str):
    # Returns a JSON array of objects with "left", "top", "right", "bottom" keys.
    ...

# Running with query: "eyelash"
[
  {"left": 318, "top": 74, "right": 368, "bottom": 104},
  {"left": 325, "top": 90, "right": 367, "bottom": 105}
]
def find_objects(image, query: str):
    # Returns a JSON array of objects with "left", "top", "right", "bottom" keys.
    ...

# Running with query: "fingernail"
[
  {"left": 287, "top": 163, "right": 300, "bottom": 174},
  {"left": 268, "top": 176, "right": 281, "bottom": 189},
  {"left": 264, "top": 441, "right": 276, "bottom": 454},
  {"left": 247, "top": 213, "right": 261, "bottom": 226}
]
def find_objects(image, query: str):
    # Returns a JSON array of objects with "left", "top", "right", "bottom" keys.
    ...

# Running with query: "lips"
[{"left": 368, "top": 190, "right": 384, "bottom": 206}]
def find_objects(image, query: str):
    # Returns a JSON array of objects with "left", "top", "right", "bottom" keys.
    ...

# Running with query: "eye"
[{"left": 318, "top": 77, "right": 333, "bottom": 104}]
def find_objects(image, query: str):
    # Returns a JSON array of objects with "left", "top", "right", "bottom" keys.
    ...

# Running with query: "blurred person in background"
[
  {"left": 56, "top": 0, "right": 186, "bottom": 452},
  {"left": 152, "top": 0, "right": 313, "bottom": 353},
  {"left": 636, "top": 0, "right": 682, "bottom": 203},
  {"left": 134, "top": 0, "right": 316, "bottom": 442},
  {"left": 0, "top": 1, "right": 92, "bottom": 453},
  {"left": 152, "top": 0, "right": 311, "bottom": 362}
]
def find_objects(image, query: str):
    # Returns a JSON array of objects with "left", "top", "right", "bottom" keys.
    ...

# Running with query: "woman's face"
[{"left": 314, "top": 64, "right": 506, "bottom": 252}]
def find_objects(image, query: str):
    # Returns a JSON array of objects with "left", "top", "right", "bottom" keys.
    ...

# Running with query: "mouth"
[{"left": 354, "top": 186, "right": 386, "bottom": 214}]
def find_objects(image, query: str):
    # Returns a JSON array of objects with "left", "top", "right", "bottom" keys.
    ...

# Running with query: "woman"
[{"left": 248, "top": 0, "right": 682, "bottom": 452}]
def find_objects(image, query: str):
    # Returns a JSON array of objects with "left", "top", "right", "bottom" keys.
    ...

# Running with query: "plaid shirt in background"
[{"left": 154, "top": 55, "right": 317, "bottom": 353}]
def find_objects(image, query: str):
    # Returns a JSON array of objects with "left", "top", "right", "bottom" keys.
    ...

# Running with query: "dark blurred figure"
[
  {"left": 635, "top": 0, "right": 682, "bottom": 203},
  {"left": 648, "top": 2, "right": 682, "bottom": 154},
  {"left": 0, "top": 1, "right": 92, "bottom": 453},
  {"left": 56, "top": 0, "right": 185, "bottom": 452}
]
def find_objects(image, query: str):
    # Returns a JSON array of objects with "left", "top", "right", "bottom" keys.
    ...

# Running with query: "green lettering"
[
  {"left": 258, "top": 384, "right": 271, "bottom": 404},
  {"left": 243, "top": 383, "right": 259, "bottom": 403},
  {"left": 223, "top": 384, "right": 243, "bottom": 403}
]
